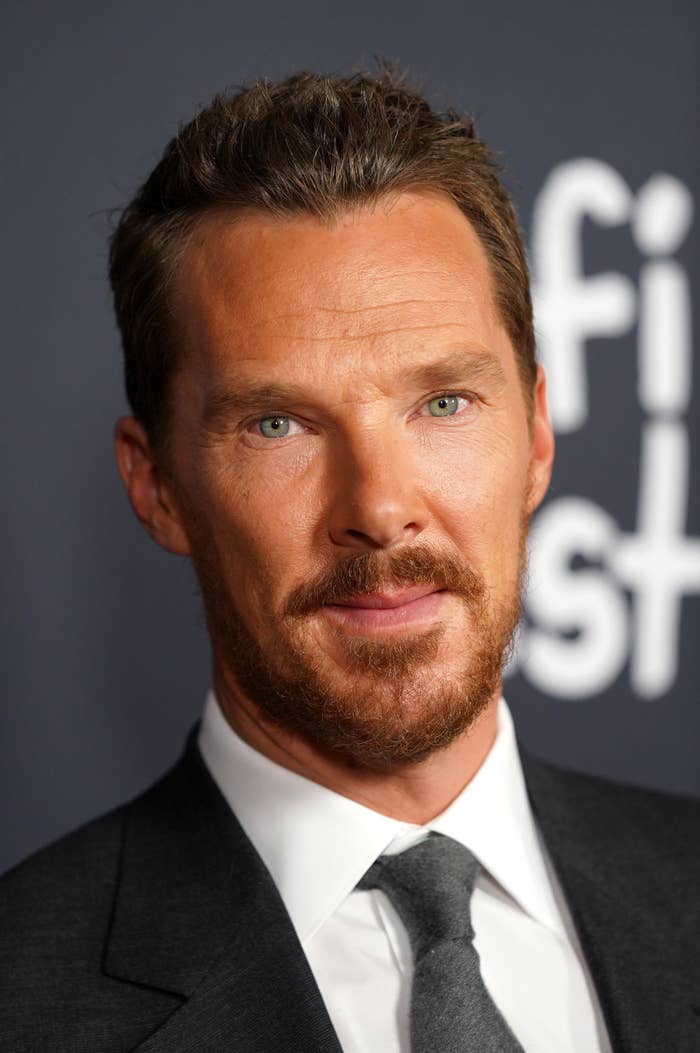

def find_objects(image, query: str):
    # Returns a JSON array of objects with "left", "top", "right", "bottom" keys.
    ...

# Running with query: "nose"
[{"left": 326, "top": 428, "right": 428, "bottom": 551}]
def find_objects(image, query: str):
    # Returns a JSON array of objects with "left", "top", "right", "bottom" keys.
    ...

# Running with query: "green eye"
[
  {"left": 259, "top": 416, "right": 290, "bottom": 438},
  {"left": 427, "top": 395, "right": 461, "bottom": 417}
]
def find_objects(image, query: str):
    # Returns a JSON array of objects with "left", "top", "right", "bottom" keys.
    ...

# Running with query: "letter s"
[{"left": 521, "top": 497, "right": 629, "bottom": 698}]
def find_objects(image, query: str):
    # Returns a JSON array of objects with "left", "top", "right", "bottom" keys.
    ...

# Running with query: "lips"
[
  {"left": 321, "top": 586, "right": 447, "bottom": 634},
  {"left": 330, "top": 585, "right": 442, "bottom": 609}
]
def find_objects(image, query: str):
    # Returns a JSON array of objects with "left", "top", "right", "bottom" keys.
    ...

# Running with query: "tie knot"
[{"left": 357, "top": 833, "right": 480, "bottom": 952}]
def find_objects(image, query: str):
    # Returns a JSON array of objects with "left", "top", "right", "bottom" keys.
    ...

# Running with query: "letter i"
[{"left": 632, "top": 175, "right": 694, "bottom": 417}]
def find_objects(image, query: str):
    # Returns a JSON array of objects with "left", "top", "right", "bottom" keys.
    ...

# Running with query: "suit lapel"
[
  {"left": 131, "top": 915, "right": 343, "bottom": 1053},
  {"left": 522, "top": 753, "right": 696, "bottom": 1053},
  {"left": 104, "top": 730, "right": 342, "bottom": 1053}
]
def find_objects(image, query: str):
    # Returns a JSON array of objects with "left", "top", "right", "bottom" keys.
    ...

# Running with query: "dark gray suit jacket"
[{"left": 1, "top": 728, "right": 698, "bottom": 1052}]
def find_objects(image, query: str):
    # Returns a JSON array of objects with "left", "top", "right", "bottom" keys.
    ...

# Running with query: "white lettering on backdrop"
[{"left": 513, "top": 160, "right": 700, "bottom": 700}]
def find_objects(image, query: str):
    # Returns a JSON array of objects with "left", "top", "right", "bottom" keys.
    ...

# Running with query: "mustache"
[{"left": 284, "top": 545, "right": 487, "bottom": 617}]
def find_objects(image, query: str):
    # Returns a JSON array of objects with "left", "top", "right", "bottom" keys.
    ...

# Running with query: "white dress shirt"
[{"left": 198, "top": 693, "right": 612, "bottom": 1053}]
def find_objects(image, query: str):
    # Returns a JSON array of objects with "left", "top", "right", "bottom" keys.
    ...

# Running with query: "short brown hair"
[{"left": 109, "top": 68, "right": 535, "bottom": 450}]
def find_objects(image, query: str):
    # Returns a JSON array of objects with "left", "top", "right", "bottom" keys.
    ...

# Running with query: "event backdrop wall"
[{"left": 2, "top": 0, "right": 698, "bottom": 874}]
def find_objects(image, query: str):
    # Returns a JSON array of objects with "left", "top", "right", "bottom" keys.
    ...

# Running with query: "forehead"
[{"left": 174, "top": 191, "right": 513, "bottom": 385}]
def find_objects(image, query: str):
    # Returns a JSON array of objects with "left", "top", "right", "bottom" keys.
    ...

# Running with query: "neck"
[{"left": 212, "top": 666, "right": 500, "bottom": 825}]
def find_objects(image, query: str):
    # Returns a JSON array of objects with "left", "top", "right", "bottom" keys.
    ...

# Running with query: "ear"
[
  {"left": 526, "top": 364, "right": 555, "bottom": 514},
  {"left": 114, "top": 416, "right": 191, "bottom": 556}
]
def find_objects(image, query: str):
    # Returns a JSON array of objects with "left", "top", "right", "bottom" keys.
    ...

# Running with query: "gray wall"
[{"left": 2, "top": 0, "right": 698, "bottom": 874}]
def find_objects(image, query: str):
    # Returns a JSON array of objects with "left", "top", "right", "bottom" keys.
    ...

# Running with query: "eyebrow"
[
  {"left": 402, "top": 349, "right": 507, "bottom": 394},
  {"left": 201, "top": 348, "right": 506, "bottom": 432}
]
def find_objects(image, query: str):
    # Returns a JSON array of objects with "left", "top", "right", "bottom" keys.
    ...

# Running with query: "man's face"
[{"left": 159, "top": 191, "right": 553, "bottom": 768}]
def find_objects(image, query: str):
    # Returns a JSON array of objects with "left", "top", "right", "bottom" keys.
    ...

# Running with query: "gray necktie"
[{"left": 357, "top": 832, "right": 525, "bottom": 1053}]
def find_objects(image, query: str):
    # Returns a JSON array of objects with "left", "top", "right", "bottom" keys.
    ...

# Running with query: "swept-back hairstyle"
[{"left": 109, "top": 68, "right": 535, "bottom": 450}]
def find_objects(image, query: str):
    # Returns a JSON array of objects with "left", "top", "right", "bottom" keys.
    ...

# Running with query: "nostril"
[
  {"left": 345, "top": 528, "right": 386, "bottom": 549},
  {"left": 340, "top": 522, "right": 422, "bottom": 550}
]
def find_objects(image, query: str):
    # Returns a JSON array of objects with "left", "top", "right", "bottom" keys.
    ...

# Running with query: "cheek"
[
  {"left": 419, "top": 430, "right": 529, "bottom": 581},
  {"left": 192, "top": 460, "right": 315, "bottom": 605}
]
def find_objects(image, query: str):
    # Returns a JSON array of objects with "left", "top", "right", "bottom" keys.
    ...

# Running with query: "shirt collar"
[
  {"left": 426, "top": 702, "right": 564, "bottom": 935},
  {"left": 198, "top": 691, "right": 564, "bottom": 945}
]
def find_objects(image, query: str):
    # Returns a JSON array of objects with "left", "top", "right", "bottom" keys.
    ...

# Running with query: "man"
[{"left": 1, "top": 69, "right": 697, "bottom": 1053}]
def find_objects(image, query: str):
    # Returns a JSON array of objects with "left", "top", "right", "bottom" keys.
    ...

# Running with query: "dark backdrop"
[{"left": 2, "top": 0, "right": 698, "bottom": 874}]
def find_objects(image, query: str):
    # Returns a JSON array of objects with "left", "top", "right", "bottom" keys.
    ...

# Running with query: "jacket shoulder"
[
  {"left": 525, "top": 754, "right": 700, "bottom": 837},
  {"left": 0, "top": 777, "right": 183, "bottom": 1051},
  {"left": 523, "top": 752, "right": 700, "bottom": 903},
  {"left": 1, "top": 804, "right": 125, "bottom": 942}
]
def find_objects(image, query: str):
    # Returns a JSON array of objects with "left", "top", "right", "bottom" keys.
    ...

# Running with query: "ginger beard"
[{"left": 192, "top": 504, "right": 529, "bottom": 770}]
